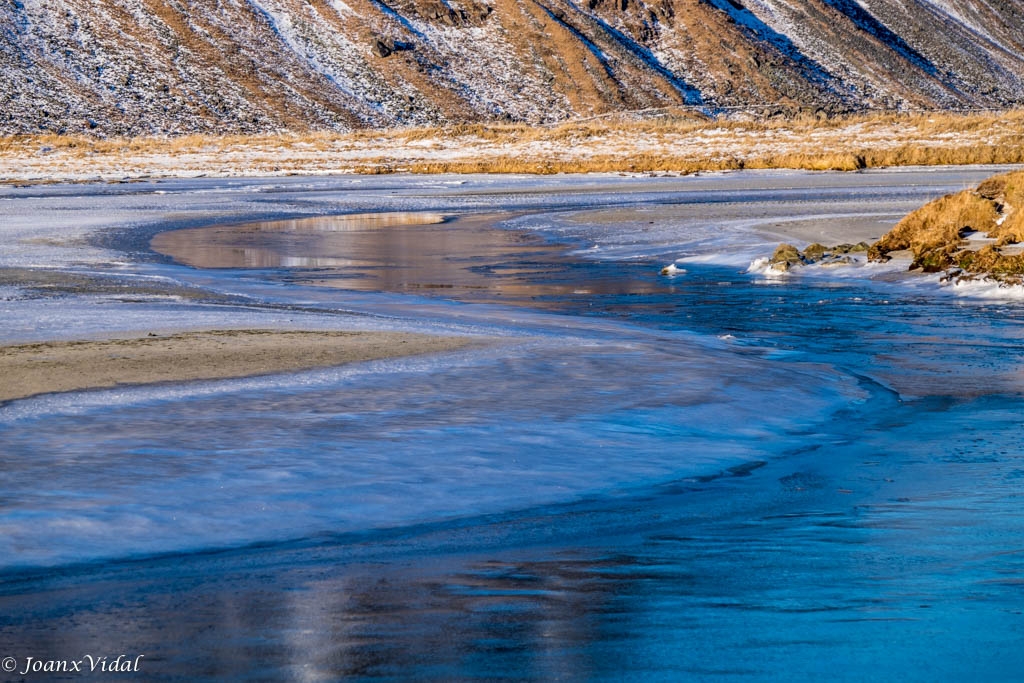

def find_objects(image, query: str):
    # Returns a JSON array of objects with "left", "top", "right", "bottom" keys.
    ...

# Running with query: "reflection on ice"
[
  {"left": 7, "top": 391, "right": 1024, "bottom": 681},
  {"left": 151, "top": 212, "right": 668, "bottom": 304},
  {"left": 249, "top": 212, "right": 448, "bottom": 231}
]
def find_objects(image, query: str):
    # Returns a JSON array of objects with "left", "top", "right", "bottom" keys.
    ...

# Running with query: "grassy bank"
[
  {"left": 1, "top": 110, "right": 1022, "bottom": 181},
  {"left": 870, "top": 169, "right": 1024, "bottom": 279}
]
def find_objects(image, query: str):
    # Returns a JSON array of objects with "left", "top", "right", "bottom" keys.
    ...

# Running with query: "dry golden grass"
[
  {"left": 870, "top": 192, "right": 999, "bottom": 266},
  {"left": 870, "top": 169, "right": 1024, "bottom": 276},
  {"left": 372, "top": 108, "right": 1024, "bottom": 153},
  {"left": 401, "top": 154, "right": 738, "bottom": 175},
  {"left": 1, "top": 109, "right": 1022, "bottom": 180},
  {"left": 394, "top": 147, "right": 1023, "bottom": 175}
]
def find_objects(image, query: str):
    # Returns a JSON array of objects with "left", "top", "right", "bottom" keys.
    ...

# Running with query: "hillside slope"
[{"left": 2, "top": 0, "right": 1023, "bottom": 135}]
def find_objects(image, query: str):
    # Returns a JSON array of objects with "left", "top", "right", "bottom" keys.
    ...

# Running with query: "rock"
[
  {"left": 769, "top": 243, "right": 804, "bottom": 269},
  {"left": 819, "top": 256, "right": 853, "bottom": 267},
  {"left": 803, "top": 243, "right": 828, "bottom": 261},
  {"left": 763, "top": 240, "right": 870, "bottom": 273},
  {"left": 372, "top": 37, "right": 394, "bottom": 58},
  {"left": 939, "top": 268, "right": 963, "bottom": 283},
  {"left": 832, "top": 242, "right": 870, "bottom": 254}
]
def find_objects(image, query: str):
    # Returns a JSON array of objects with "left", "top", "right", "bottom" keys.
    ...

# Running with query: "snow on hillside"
[{"left": 1, "top": 0, "right": 1022, "bottom": 136}]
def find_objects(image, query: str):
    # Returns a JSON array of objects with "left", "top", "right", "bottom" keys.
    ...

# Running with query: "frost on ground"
[{"left": 1, "top": 111, "right": 1022, "bottom": 182}]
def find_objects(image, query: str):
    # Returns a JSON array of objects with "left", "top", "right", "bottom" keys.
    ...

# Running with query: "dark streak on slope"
[
  {"left": 821, "top": 0, "right": 939, "bottom": 76},
  {"left": 535, "top": 1, "right": 621, "bottom": 84},
  {"left": 572, "top": 4, "right": 703, "bottom": 104},
  {"left": 0, "top": 0, "right": 1022, "bottom": 135},
  {"left": 703, "top": 0, "right": 842, "bottom": 96}
]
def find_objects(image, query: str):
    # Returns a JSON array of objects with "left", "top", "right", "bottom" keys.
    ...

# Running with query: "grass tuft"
[{"left": 870, "top": 169, "right": 1024, "bottom": 277}]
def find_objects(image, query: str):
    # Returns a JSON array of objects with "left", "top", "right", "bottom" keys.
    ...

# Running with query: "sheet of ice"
[
  {"left": 945, "top": 277, "right": 1024, "bottom": 301},
  {"left": 0, "top": 167, "right": 1008, "bottom": 269},
  {"left": 1, "top": 167, "right": 1020, "bottom": 571},
  {"left": 0, "top": 324, "right": 863, "bottom": 569},
  {"left": 493, "top": 169, "right": 1004, "bottom": 267}
]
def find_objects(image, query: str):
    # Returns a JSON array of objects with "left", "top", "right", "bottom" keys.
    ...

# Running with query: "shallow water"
[
  {"left": 150, "top": 210, "right": 673, "bottom": 306},
  {"left": 2, "top": 169, "right": 1024, "bottom": 680}
]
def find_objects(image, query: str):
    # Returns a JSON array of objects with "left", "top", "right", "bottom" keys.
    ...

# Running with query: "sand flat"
[{"left": 0, "top": 329, "right": 473, "bottom": 403}]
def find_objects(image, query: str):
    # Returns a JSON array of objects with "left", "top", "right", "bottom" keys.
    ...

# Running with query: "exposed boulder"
[
  {"left": 769, "top": 243, "right": 804, "bottom": 271},
  {"left": 766, "top": 241, "right": 870, "bottom": 272},
  {"left": 802, "top": 242, "right": 827, "bottom": 261}
]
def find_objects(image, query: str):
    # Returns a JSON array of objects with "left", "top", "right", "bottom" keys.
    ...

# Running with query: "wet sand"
[
  {"left": 752, "top": 213, "right": 894, "bottom": 246},
  {"left": 0, "top": 330, "right": 473, "bottom": 403}
]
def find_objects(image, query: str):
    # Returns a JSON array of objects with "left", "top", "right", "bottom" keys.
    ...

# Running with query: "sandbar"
[
  {"left": 752, "top": 214, "right": 893, "bottom": 246},
  {"left": 0, "top": 329, "right": 473, "bottom": 403}
]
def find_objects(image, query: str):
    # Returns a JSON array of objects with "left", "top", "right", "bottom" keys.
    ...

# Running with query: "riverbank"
[
  {"left": 869, "top": 169, "right": 1024, "bottom": 278},
  {"left": 1, "top": 111, "right": 1022, "bottom": 182}
]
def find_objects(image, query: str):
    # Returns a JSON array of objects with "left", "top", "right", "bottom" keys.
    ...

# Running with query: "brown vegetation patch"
[
  {"left": 1, "top": 110, "right": 1022, "bottom": 182},
  {"left": 869, "top": 170, "right": 1024, "bottom": 278}
]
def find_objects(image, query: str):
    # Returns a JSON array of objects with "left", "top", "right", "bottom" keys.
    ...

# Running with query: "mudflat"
[{"left": 0, "top": 329, "right": 473, "bottom": 403}]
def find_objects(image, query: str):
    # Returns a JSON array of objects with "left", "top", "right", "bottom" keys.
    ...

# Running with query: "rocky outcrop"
[
  {"left": 2, "top": 0, "right": 1024, "bottom": 135},
  {"left": 767, "top": 241, "right": 870, "bottom": 271}
]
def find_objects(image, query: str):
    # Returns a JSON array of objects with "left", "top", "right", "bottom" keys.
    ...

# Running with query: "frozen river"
[{"left": 2, "top": 168, "right": 1024, "bottom": 681}]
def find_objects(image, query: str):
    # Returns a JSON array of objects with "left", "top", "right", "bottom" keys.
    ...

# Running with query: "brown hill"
[{"left": 3, "top": 0, "right": 1024, "bottom": 135}]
